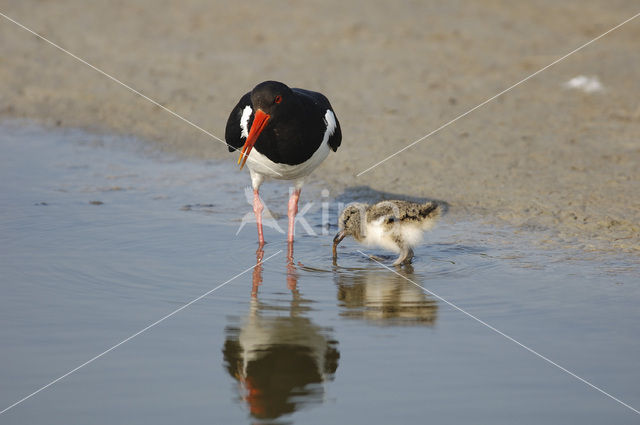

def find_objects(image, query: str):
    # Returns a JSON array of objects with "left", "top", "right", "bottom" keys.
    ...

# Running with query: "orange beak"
[{"left": 238, "top": 109, "right": 270, "bottom": 169}]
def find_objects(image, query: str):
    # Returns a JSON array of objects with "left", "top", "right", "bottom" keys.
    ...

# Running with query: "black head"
[
  {"left": 250, "top": 80, "right": 295, "bottom": 120},
  {"left": 236, "top": 81, "right": 295, "bottom": 169}
]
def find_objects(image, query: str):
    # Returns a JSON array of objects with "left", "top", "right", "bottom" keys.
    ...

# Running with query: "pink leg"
[
  {"left": 286, "top": 241, "right": 297, "bottom": 290},
  {"left": 287, "top": 188, "right": 301, "bottom": 243},
  {"left": 251, "top": 246, "right": 264, "bottom": 298},
  {"left": 253, "top": 189, "right": 265, "bottom": 245}
]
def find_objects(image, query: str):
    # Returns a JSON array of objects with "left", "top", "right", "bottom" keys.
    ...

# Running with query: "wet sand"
[{"left": 1, "top": 0, "right": 639, "bottom": 250}]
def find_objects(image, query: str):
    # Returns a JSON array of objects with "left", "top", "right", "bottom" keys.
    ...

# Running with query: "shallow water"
[{"left": 1, "top": 122, "right": 639, "bottom": 424}]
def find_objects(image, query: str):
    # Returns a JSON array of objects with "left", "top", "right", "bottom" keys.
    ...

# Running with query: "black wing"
[
  {"left": 225, "top": 92, "right": 252, "bottom": 153},
  {"left": 293, "top": 88, "right": 342, "bottom": 152}
]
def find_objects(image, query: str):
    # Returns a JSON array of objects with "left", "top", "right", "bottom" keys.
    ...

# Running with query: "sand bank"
[{"left": 1, "top": 0, "right": 638, "bottom": 251}]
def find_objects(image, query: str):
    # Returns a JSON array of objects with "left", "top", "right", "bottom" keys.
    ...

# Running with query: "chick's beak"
[{"left": 332, "top": 230, "right": 346, "bottom": 260}]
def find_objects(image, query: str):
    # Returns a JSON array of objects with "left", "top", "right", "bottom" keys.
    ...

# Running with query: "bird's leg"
[
  {"left": 251, "top": 245, "right": 264, "bottom": 298},
  {"left": 286, "top": 241, "right": 297, "bottom": 291},
  {"left": 287, "top": 188, "right": 301, "bottom": 243},
  {"left": 392, "top": 247, "right": 414, "bottom": 266},
  {"left": 287, "top": 240, "right": 294, "bottom": 261},
  {"left": 253, "top": 189, "right": 265, "bottom": 245}
]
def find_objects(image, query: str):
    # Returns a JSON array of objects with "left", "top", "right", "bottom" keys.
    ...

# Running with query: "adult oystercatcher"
[
  {"left": 332, "top": 200, "right": 440, "bottom": 266},
  {"left": 225, "top": 81, "right": 342, "bottom": 244}
]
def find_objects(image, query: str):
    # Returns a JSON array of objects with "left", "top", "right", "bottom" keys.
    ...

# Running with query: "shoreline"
[{"left": 2, "top": 0, "right": 638, "bottom": 252}]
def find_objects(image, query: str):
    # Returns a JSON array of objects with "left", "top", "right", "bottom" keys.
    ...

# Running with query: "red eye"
[{"left": 274, "top": 95, "right": 282, "bottom": 104}]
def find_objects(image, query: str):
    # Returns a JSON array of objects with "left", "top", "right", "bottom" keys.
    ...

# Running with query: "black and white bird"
[
  {"left": 226, "top": 81, "right": 342, "bottom": 245},
  {"left": 333, "top": 200, "right": 441, "bottom": 266}
]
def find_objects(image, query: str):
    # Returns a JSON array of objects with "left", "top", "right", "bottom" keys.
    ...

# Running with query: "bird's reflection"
[
  {"left": 335, "top": 265, "right": 439, "bottom": 326},
  {"left": 223, "top": 243, "right": 339, "bottom": 422}
]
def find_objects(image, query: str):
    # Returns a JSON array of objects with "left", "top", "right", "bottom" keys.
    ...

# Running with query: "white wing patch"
[
  {"left": 323, "top": 110, "right": 337, "bottom": 143},
  {"left": 240, "top": 105, "right": 252, "bottom": 139}
]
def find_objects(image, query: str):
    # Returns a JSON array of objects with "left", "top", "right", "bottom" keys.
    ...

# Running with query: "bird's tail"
[{"left": 419, "top": 202, "right": 441, "bottom": 229}]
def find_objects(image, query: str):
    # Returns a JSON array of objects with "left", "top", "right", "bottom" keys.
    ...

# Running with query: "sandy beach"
[{"left": 1, "top": 0, "right": 639, "bottom": 251}]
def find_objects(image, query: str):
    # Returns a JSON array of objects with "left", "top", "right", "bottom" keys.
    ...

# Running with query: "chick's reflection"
[
  {"left": 223, "top": 245, "right": 339, "bottom": 421},
  {"left": 335, "top": 266, "right": 438, "bottom": 326}
]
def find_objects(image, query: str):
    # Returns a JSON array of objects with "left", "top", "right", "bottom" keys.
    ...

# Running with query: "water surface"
[{"left": 1, "top": 122, "right": 639, "bottom": 424}]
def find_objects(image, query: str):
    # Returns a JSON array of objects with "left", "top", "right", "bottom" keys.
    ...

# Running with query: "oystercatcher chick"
[
  {"left": 226, "top": 81, "right": 342, "bottom": 245},
  {"left": 333, "top": 200, "right": 440, "bottom": 266}
]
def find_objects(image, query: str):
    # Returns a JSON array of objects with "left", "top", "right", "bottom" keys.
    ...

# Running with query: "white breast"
[
  {"left": 247, "top": 138, "right": 330, "bottom": 181},
  {"left": 399, "top": 224, "right": 425, "bottom": 247},
  {"left": 362, "top": 218, "right": 426, "bottom": 252},
  {"left": 246, "top": 109, "right": 336, "bottom": 182},
  {"left": 362, "top": 219, "right": 403, "bottom": 253}
]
